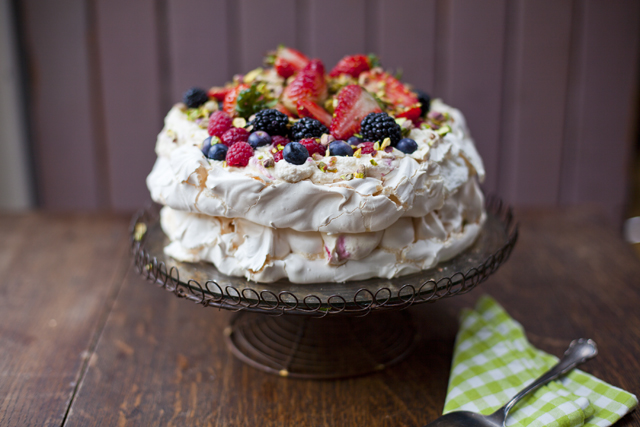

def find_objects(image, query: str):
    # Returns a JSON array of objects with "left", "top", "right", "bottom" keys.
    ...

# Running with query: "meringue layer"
[{"left": 160, "top": 178, "right": 485, "bottom": 283}]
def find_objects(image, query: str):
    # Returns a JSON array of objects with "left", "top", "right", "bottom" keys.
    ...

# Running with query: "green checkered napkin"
[{"left": 443, "top": 295, "right": 637, "bottom": 427}]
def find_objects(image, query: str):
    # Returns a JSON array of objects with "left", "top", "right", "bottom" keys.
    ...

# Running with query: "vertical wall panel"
[
  {"left": 22, "top": 0, "right": 99, "bottom": 209},
  {"left": 439, "top": 0, "right": 506, "bottom": 194},
  {"left": 560, "top": 0, "right": 640, "bottom": 221},
  {"left": 499, "top": 0, "right": 573, "bottom": 206},
  {"left": 378, "top": 0, "right": 436, "bottom": 93},
  {"left": 308, "top": 0, "right": 366, "bottom": 68},
  {"left": 167, "top": 0, "right": 229, "bottom": 102},
  {"left": 238, "top": 0, "right": 296, "bottom": 72},
  {"left": 95, "top": 0, "right": 161, "bottom": 211}
]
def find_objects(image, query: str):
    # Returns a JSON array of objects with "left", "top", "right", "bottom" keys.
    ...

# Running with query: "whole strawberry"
[
  {"left": 221, "top": 127, "right": 249, "bottom": 147},
  {"left": 208, "top": 111, "right": 233, "bottom": 137},
  {"left": 329, "top": 54, "right": 371, "bottom": 78},
  {"left": 226, "top": 142, "right": 254, "bottom": 167},
  {"left": 299, "top": 138, "right": 326, "bottom": 157}
]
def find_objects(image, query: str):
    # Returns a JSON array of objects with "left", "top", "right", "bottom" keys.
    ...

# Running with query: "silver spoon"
[{"left": 425, "top": 338, "right": 598, "bottom": 427}]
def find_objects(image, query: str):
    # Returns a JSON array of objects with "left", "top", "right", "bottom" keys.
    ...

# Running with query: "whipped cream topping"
[
  {"left": 147, "top": 100, "right": 485, "bottom": 234},
  {"left": 160, "top": 179, "right": 485, "bottom": 283}
]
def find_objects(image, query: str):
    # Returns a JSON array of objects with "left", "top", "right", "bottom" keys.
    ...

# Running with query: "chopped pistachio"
[
  {"left": 370, "top": 158, "right": 378, "bottom": 166},
  {"left": 211, "top": 136, "right": 222, "bottom": 145},
  {"left": 353, "top": 148, "right": 362, "bottom": 158},
  {"left": 355, "top": 172, "right": 365, "bottom": 179},
  {"left": 204, "top": 100, "right": 218, "bottom": 111},
  {"left": 373, "top": 141, "right": 380, "bottom": 150},
  {"left": 320, "top": 134, "right": 335, "bottom": 146},
  {"left": 381, "top": 138, "right": 391, "bottom": 150},
  {"left": 223, "top": 161, "right": 227, "bottom": 167},
  {"left": 243, "top": 67, "right": 263, "bottom": 84},
  {"left": 395, "top": 117, "right": 408, "bottom": 127},
  {"left": 318, "top": 162, "right": 327, "bottom": 172},
  {"left": 340, "top": 173, "right": 354, "bottom": 181},
  {"left": 262, "top": 158, "right": 274, "bottom": 168},
  {"left": 133, "top": 223, "right": 147, "bottom": 241},
  {"left": 436, "top": 125, "right": 451, "bottom": 136},
  {"left": 233, "top": 117, "right": 247, "bottom": 128}
]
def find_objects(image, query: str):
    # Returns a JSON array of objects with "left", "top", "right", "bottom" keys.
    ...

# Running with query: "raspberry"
[
  {"left": 299, "top": 138, "right": 325, "bottom": 157},
  {"left": 273, "top": 149, "right": 283, "bottom": 163},
  {"left": 358, "top": 142, "right": 376, "bottom": 155},
  {"left": 271, "top": 135, "right": 290, "bottom": 147},
  {"left": 208, "top": 111, "right": 233, "bottom": 137},
  {"left": 226, "top": 142, "right": 253, "bottom": 167},
  {"left": 221, "top": 127, "right": 249, "bottom": 147}
]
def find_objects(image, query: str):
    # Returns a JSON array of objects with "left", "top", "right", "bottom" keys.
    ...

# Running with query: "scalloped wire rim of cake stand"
[{"left": 130, "top": 196, "right": 518, "bottom": 318}]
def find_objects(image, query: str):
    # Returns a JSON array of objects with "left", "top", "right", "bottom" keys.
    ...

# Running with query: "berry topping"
[
  {"left": 359, "top": 69, "right": 420, "bottom": 115},
  {"left": 268, "top": 46, "right": 310, "bottom": 79},
  {"left": 296, "top": 99, "right": 332, "bottom": 128},
  {"left": 360, "top": 112, "right": 402, "bottom": 145},
  {"left": 202, "top": 136, "right": 213, "bottom": 156},
  {"left": 183, "top": 87, "right": 209, "bottom": 109},
  {"left": 299, "top": 138, "right": 326, "bottom": 157},
  {"left": 248, "top": 131, "right": 272, "bottom": 148},
  {"left": 396, "top": 138, "right": 418, "bottom": 154},
  {"left": 207, "top": 110, "right": 233, "bottom": 137},
  {"left": 358, "top": 141, "right": 376, "bottom": 155},
  {"left": 329, "top": 54, "right": 371, "bottom": 78},
  {"left": 283, "top": 142, "right": 309, "bottom": 165},
  {"left": 208, "top": 143, "right": 228, "bottom": 160},
  {"left": 207, "top": 85, "right": 233, "bottom": 101},
  {"left": 223, "top": 84, "right": 249, "bottom": 117},
  {"left": 271, "top": 135, "right": 291, "bottom": 147},
  {"left": 247, "top": 109, "right": 290, "bottom": 136},
  {"left": 221, "top": 127, "right": 249, "bottom": 146},
  {"left": 415, "top": 89, "right": 431, "bottom": 116},
  {"left": 281, "top": 59, "right": 327, "bottom": 113},
  {"left": 329, "top": 140, "right": 354, "bottom": 157},
  {"left": 330, "top": 85, "right": 382, "bottom": 141},
  {"left": 395, "top": 105, "right": 422, "bottom": 122},
  {"left": 291, "top": 117, "right": 329, "bottom": 141},
  {"left": 272, "top": 148, "right": 284, "bottom": 162},
  {"left": 226, "top": 141, "right": 254, "bottom": 167},
  {"left": 347, "top": 136, "right": 363, "bottom": 145}
]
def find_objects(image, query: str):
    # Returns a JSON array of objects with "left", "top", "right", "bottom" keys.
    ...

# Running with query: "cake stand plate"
[{"left": 131, "top": 197, "right": 517, "bottom": 379}]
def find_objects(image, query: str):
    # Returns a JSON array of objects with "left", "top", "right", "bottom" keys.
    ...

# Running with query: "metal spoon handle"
[{"left": 495, "top": 339, "right": 598, "bottom": 421}]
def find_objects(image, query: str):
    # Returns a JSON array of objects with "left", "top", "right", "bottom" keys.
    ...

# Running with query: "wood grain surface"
[{"left": 1, "top": 209, "right": 639, "bottom": 426}]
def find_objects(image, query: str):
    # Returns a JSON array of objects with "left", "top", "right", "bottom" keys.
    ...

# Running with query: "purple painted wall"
[{"left": 18, "top": 0, "right": 640, "bottom": 219}]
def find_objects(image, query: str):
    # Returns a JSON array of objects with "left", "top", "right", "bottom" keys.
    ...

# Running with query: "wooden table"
[{"left": 1, "top": 208, "right": 639, "bottom": 427}]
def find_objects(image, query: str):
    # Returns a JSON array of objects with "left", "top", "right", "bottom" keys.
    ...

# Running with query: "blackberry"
[
  {"left": 360, "top": 112, "right": 402, "bottom": 146},
  {"left": 247, "top": 109, "right": 290, "bottom": 137},
  {"left": 290, "top": 117, "right": 328, "bottom": 141},
  {"left": 183, "top": 87, "right": 209, "bottom": 109},
  {"left": 414, "top": 89, "right": 431, "bottom": 116}
]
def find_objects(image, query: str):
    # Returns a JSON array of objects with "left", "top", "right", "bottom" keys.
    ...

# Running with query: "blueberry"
[
  {"left": 329, "top": 140, "right": 354, "bottom": 157},
  {"left": 208, "top": 143, "right": 228, "bottom": 161},
  {"left": 396, "top": 138, "right": 418, "bottom": 154},
  {"left": 283, "top": 142, "right": 309, "bottom": 165},
  {"left": 202, "top": 136, "right": 213, "bottom": 156},
  {"left": 248, "top": 131, "right": 272, "bottom": 148},
  {"left": 347, "top": 136, "right": 363, "bottom": 145}
]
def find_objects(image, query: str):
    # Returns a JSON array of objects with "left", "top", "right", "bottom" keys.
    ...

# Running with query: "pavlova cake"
[{"left": 147, "top": 47, "right": 485, "bottom": 284}]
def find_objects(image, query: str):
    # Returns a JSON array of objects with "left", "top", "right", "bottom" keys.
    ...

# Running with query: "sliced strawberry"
[
  {"left": 222, "top": 84, "right": 249, "bottom": 117},
  {"left": 395, "top": 104, "right": 422, "bottom": 123},
  {"left": 329, "top": 85, "right": 382, "bottom": 140},
  {"left": 359, "top": 69, "right": 419, "bottom": 109},
  {"left": 329, "top": 54, "right": 371, "bottom": 78},
  {"left": 275, "top": 103, "right": 295, "bottom": 118},
  {"left": 272, "top": 47, "right": 309, "bottom": 79},
  {"left": 208, "top": 85, "right": 232, "bottom": 101},
  {"left": 281, "top": 59, "right": 327, "bottom": 113},
  {"left": 296, "top": 98, "right": 332, "bottom": 128}
]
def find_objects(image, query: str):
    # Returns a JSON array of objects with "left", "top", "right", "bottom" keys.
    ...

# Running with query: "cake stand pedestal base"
[{"left": 225, "top": 311, "right": 416, "bottom": 379}]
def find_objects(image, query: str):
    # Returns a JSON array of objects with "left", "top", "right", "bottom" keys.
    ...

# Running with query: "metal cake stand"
[{"left": 130, "top": 197, "right": 517, "bottom": 379}]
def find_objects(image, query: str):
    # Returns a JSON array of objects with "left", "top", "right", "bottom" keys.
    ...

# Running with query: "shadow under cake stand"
[{"left": 131, "top": 198, "right": 517, "bottom": 379}]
